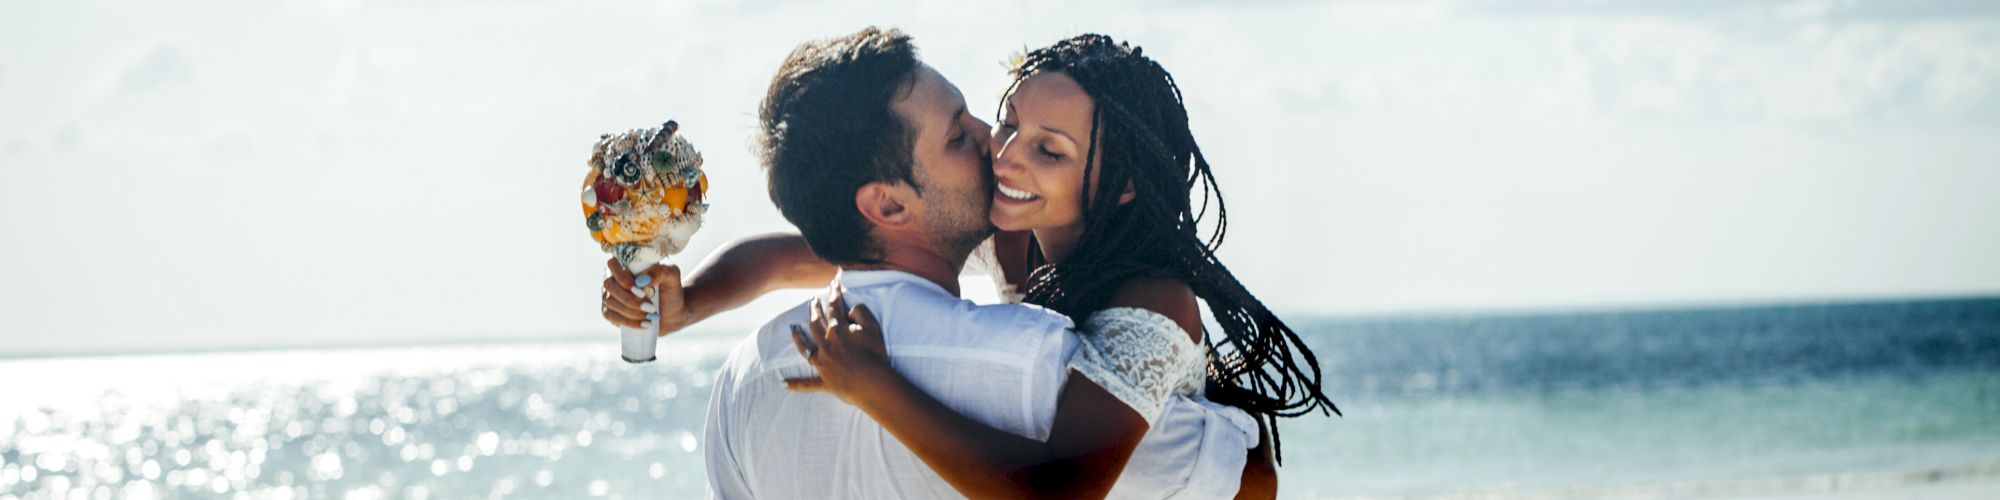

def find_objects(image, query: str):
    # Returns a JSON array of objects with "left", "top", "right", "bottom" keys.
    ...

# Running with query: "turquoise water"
[
  {"left": 2, "top": 298, "right": 1996, "bottom": 498},
  {"left": 1291, "top": 372, "right": 2000, "bottom": 498},
  {"left": 1291, "top": 297, "right": 2000, "bottom": 497}
]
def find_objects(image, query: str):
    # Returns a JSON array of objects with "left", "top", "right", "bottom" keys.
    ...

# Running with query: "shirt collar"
[{"left": 834, "top": 268, "right": 952, "bottom": 297}]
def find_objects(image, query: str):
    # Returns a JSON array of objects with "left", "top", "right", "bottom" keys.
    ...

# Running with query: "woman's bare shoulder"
[{"left": 1105, "top": 276, "right": 1202, "bottom": 343}]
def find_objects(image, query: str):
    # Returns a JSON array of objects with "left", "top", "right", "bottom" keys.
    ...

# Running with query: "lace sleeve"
[
  {"left": 962, "top": 236, "right": 1025, "bottom": 304},
  {"left": 1066, "top": 307, "right": 1204, "bottom": 425}
]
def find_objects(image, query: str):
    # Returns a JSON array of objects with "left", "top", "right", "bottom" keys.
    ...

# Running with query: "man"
[{"left": 604, "top": 27, "right": 1079, "bottom": 498}]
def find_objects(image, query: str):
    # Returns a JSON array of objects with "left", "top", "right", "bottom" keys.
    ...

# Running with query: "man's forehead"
[{"left": 894, "top": 63, "right": 968, "bottom": 131}]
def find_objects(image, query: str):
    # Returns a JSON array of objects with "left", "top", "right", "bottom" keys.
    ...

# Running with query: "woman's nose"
[{"left": 990, "top": 135, "right": 1023, "bottom": 174}]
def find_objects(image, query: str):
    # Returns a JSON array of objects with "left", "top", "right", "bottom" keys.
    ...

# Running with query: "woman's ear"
[
  {"left": 855, "top": 181, "right": 914, "bottom": 228},
  {"left": 1117, "top": 179, "right": 1136, "bottom": 205}
]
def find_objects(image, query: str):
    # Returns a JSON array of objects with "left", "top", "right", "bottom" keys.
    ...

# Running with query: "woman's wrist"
[
  {"left": 680, "top": 283, "right": 708, "bottom": 326},
  {"left": 848, "top": 359, "right": 915, "bottom": 415}
]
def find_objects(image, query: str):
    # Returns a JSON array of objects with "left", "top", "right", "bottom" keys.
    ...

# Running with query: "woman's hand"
[
  {"left": 784, "top": 286, "right": 897, "bottom": 408},
  {"left": 600, "top": 258, "right": 692, "bottom": 335}
]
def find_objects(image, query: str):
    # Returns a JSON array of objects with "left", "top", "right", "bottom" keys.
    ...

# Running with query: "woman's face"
[{"left": 989, "top": 71, "right": 1098, "bottom": 234}]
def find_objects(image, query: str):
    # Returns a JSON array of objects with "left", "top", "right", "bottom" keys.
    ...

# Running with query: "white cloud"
[
  {"left": 316, "top": 40, "right": 420, "bottom": 116},
  {"left": 96, "top": 40, "right": 192, "bottom": 96},
  {"left": 283, "top": 0, "right": 367, "bottom": 16},
  {"left": 194, "top": 116, "right": 265, "bottom": 160},
  {"left": 1329, "top": 0, "right": 1453, "bottom": 23},
  {"left": 1510, "top": 13, "right": 2000, "bottom": 124}
]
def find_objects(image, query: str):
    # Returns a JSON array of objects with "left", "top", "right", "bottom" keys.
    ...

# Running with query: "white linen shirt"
[{"left": 704, "top": 269, "right": 1079, "bottom": 500}]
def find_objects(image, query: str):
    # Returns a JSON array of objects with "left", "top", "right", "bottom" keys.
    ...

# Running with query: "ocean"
[{"left": 2, "top": 298, "right": 1996, "bottom": 499}]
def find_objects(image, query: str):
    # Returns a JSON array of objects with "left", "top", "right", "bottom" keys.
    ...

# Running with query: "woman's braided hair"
[{"left": 1003, "top": 34, "right": 1339, "bottom": 460}]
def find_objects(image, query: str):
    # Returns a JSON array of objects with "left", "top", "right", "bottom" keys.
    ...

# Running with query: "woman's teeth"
[{"left": 997, "top": 183, "right": 1039, "bottom": 201}]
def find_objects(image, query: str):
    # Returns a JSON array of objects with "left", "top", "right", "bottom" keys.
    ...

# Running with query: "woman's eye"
[{"left": 1038, "top": 145, "right": 1063, "bottom": 160}]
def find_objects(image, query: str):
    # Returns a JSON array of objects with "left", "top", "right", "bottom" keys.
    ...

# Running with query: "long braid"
[{"left": 1002, "top": 35, "right": 1339, "bottom": 462}]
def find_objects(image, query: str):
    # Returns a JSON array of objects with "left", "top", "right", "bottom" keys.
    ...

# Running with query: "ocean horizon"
[{"left": 3, "top": 296, "right": 1997, "bottom": 499}]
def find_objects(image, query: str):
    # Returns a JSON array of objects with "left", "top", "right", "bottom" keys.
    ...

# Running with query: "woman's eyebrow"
[
  {"left": 1038, "top": 124, "right": 1075, "bottom": 143},
  {"left": 1004, "top": 99, "right": 1075, "bottom": 143}
]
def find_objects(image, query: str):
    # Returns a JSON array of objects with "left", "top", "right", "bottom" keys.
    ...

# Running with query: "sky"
[{"left": 2, "top": 0, "right": 1997, "bottom": 357}]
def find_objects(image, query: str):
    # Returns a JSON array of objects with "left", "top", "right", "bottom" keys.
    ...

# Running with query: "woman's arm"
[
  {"left": 601, "top": 232, "right": 835, "bottom": 334},
  {"left": 787, "top": 279, "right": 1207, "bottom": 498},
  {"left": 1234, "top": 417, "right": 1278, "bottom": 499},
  {"left": 786, "top": 291, "right": 1147, "bottom": 499},
  {"left": 679, "top": 232, "right": 837, "bottom": 324}
]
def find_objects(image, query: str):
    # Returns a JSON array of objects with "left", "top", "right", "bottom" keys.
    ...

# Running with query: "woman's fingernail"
[
  {"left": 635, "top": 275, "right": 652, "bottom": 287},
  {"left": 641, "top": 302, "right": 657, "bottom": 313},
  {"left": 632, "top": 286, "right": 646, "bottom": 297},
  {"left": 646, "top": 313, "right": 660, "bottom": 322},
  {"left": 641, "top": 321, "right": 655, "bottom": 331}
]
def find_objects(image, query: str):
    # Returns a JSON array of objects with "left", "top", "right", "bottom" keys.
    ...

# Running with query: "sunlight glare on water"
[{"left": 0, "top": 336, "right": 738, "bottom": 499}]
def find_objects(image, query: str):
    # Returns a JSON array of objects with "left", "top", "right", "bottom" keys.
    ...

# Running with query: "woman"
[{"left": 605, "top": 34, "right": 1336, "bottom": 498}]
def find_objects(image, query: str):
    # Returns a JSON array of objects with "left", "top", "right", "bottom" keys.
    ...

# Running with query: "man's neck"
[{"left": 843, "top": 244, "right": 965, "bottom": 297}]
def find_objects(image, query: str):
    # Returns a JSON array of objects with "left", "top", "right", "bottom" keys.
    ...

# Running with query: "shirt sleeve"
[
  {"left": 704, "top": 347, "right": 753, "bottom": 499},
  {"left": 1065, "top": 307, "right": 1204, "bottom": 425},
  {"left": 961, "top": 236, "right": 1026, "bottom": 304},
  {"left": 961, "top": 235, "right": 1000, "bottom": 278},
  {"left": 1026, "top": 309, "right": 1081, "bottom": 440}
]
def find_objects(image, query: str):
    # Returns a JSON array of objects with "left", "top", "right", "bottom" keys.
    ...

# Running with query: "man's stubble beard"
[{"left": 915, "top": 163, "right": 996, "bottom": 263}]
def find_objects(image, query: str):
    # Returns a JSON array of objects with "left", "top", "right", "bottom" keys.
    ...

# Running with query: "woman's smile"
[{"left": 994, "top": 181, "right": 1040, "bottom": 203}]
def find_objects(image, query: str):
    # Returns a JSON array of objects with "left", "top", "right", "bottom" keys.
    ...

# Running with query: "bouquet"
[{"left": 582, "top": 120, "right": 708, "bottom": 363}]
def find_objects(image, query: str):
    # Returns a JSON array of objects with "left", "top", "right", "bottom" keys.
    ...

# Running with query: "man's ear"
[{"left": 855, "top": 181, "right": 915, "bottom": 228}]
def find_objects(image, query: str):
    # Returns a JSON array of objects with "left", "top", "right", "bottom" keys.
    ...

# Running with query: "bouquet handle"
[{"left": 619, "top": 257, "right": 663, "bottom": 364}]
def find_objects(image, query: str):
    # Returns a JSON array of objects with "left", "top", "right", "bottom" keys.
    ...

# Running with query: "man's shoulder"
[
  {"left": 731, "top": 301, "right": 815, "bottom": 368},
  {"left": 877, "top": 282, "right": 1075, "bottom": 339},
  {"left": 733, "top": 282, "right": 1075, "bottom": 363}
]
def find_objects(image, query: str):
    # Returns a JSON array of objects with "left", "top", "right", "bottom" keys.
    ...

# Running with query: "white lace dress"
[{"left": 968, "top": 241, "right": 1263, "bottom": 499}]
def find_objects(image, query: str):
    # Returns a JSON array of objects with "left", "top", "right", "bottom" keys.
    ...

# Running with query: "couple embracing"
[{"left": 599, "top": 27, "right": 1337, "bottom": 499}]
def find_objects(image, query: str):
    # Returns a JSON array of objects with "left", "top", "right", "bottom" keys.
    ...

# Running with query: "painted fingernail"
[
  {"left": 632, "top": 286, "right": 646, "bottom": 297},
  {"left": 646, "top": 313, "right": 660, "bottom": 322},
  {"left": 641, "top": 302, "right": 657, "bottom": 313},
  {"left": 635, "top": 275, "right": 652, "bottom": 287}
]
